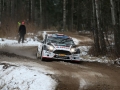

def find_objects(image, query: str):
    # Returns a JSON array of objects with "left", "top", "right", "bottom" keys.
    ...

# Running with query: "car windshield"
[{"left": 47, "top": 36, "right": 75, "bottom": 46}]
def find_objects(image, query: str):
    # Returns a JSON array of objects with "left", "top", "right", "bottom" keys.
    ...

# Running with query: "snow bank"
[
  {"left": 0, "top": 37, "right": 40, "bottom": 48},
  {"left": 0, "top": 64, "right": 57, "bottom": 90}
]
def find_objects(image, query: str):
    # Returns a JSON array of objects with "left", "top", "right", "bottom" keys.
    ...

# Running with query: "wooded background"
[{"left": 0, "top": 0, "right": 120, "bottom": 57}]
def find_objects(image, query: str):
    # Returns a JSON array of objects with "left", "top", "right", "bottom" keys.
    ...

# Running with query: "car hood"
[{"left": 51, "top": 43, "right": 72, "bottom": 51}]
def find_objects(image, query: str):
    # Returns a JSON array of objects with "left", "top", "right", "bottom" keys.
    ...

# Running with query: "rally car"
[{"left": 36, "top": 33, "right": 81, "bottom": 61}]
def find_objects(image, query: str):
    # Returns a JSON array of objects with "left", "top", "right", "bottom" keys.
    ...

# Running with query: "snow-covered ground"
[
  {"left": 0, "top": 31, "right": 119, "bottom": 64},
  {"left": 0, "top": 63, "right": 57, "bottom": 90},
  {"left": 0, "top": 35, "right": 58, "bottom": 90},
  {"left": 0, "top": 31, "right": 119, "bottom": 90}
]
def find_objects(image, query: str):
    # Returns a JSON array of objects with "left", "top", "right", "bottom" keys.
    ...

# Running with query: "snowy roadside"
[
  {"left": 0, "top": 31, "right": 119, "bottom": 90},
  {"left": 0, "top": 31, "right": 119, "bottom": 65},
  {"left": 0, "top": 62, "right": 57, "bottom": 90},
  {"left": 0, "top": 32, "right": 58, "bottom": 90}
]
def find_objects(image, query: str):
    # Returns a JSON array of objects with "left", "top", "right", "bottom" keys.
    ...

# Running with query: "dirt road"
[{"left": 0, "top": 46, "right": 120, "bottom": 90}]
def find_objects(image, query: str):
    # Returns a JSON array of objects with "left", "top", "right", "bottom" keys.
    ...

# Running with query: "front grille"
[
  {"left": 54, "top": 55, "right": 70, "bottom": 59},
  {"left": 53, "top": 50, "right": 71, "bottom": 55}
]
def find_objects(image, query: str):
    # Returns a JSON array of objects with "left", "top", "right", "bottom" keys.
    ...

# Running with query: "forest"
[{"left": 0, "top": 0, "right": 120, "bottom": 57}]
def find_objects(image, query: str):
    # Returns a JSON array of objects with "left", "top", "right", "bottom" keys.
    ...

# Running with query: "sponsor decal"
[{"left": 55, "top": 46, "right": 69, "bottom": 49}]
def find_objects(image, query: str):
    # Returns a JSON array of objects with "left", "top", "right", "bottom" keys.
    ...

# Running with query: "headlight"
[
  {"left": 70, "top": 48, "right": 76, "bottom": 53},
  {"left": 48, "top": 45, "right": 54, "bottom": 51}
]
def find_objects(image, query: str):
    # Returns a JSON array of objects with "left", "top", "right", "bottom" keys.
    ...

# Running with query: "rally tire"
[
  {"left": 36, "top": 52, "right": 40, "bottom": 59},
  {"left": 36, "top": 48, "right": 41, "bottom": 59},
  {"left": 40, "top": 50, "right": 44, "bottom": 61}
]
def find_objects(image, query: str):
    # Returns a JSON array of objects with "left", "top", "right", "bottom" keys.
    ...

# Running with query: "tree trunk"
[
  {"left": 63, "top": 0, "right": 66, "bottom": 31},
  {"left": 99, "top": 0, "right": 107, "bottom": 54},
  {"left": 76, "top": 0, "right": 82, "bottom": 31},
  {"left": 95, "top": 0, "right": 106, "bottom": 55},
  {"left": 42, "top": 0, "right": 48, "bottom": 29},
  {"left": 30, "top": 0, "right": 32, "bottom": 21},
  {"left": 92, "top": 0, "right": 100, "bottom": 56},
  {"left": 40, "top": 0, "right": 42, "bottom": 29},
  {"left": 10, "top": 0, "right": 15, "bottom": 19},
  {"left": 6, "top": 0, "right": 10, "bottom": 17},
  {"left": 115, "top": 0, "right": 120, "bottom": 55},
  {"left": 0, "top": 0, "right": 1, "bottom": 22},
  {"left": 71, "top": 0, "right": 74, "bottom": 31},
  {"left": 110, "top": 0, "right": 120, "bottom": 56},
  {"left": 30, "top": 0, "right": 35, "bottom": 22},
  {"left": 110, "top": 0, "right": 116, "bottom": 25}
]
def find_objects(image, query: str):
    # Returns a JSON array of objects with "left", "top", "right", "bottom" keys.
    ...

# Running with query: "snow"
[
  {"left": 0, "top": 31, "right": 118, "bottom": 64},
  {"left": 0, "top": 31, "right": 119, "bottom": 90},
  {"left": 0, "top": 64, "right": 57, "bottom": 90},
  {"left": 72, "top": 37, "right": 81, "bottom": 45},
  {"left": 80, "top": 79, "right": 88, "bottom": 89},
  {"left": 0, "top": 37, "right": 40, "bottom": 47},
  {"left": 0, "top": 32, "right": 58, "bottom": 90}
]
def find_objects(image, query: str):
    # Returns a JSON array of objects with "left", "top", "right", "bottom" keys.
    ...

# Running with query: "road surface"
[{"left": 0, "top": 46, "right": 120, "bottom": 90}]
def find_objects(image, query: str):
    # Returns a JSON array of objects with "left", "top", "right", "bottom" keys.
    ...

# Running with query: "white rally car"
[{"left": 36, "top": 33, "right": 81, "bottom": 61}]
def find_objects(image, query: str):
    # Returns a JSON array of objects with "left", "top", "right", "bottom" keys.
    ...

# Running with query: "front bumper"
[{"left": 42, "top": 50, "right": 81, "bottom": 61}]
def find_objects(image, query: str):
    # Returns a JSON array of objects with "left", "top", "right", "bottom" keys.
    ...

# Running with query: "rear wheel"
[
  {"left": 36, "top": 51, "right": 40, "bottom": 59},
  {"left": 36, "top": 49, "right": 40, "bottom": 59},
  {"left": 40, "top": 50, "right": 44, "bottom": 61}
]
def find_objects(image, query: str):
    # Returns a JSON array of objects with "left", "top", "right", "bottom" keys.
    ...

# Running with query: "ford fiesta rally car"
[{"left": 36, "top": 33, "right": 81, "bottom": 61}]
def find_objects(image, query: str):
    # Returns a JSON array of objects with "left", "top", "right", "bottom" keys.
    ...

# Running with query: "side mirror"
[
  {"left": 41, "top": 40, "right": 44, "bottom": 43},
  {"left": 47, "top": 42, "right": 51, "bottom": 45},
  {"left": 72, "top": 44, "right": 77, "bottom": 48}
]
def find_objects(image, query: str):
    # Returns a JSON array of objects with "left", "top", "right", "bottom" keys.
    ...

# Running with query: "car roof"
[{"left": 47, "top": 34, "right": 69, "bottom": 39}]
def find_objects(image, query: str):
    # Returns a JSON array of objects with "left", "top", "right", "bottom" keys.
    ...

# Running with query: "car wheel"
[
  {"left": 36, "top": 48, "right": 41, "bottom": 59},
  {"left": 40, "top": 50, "right": 44, "bottom": 61},
  {"left": 36, "top": 52, "right": 40, "bottom": 59}
]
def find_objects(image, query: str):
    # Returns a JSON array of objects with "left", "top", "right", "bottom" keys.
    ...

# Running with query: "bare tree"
[
  {"left": 110, "top": 0, "right": 120, "bottom": 56},
  {"left": 98, "top": 0, "right": 106, "bottom": 54},
  {"left": 93, "top": 0, "right": 106, "bottom": 55},
  {"left": 0, "top": 0, "right": 1, "bottom": 22},
  {"left": 70, "top": 0, "right": 74, "bottom": 31},
  {"left": 63, "top": 0, "right": 66, "bottom": 31},
  {"left": 76, "top": 0, "right": 82, "bottom": 31},
  {"left": 30, "top": 0, "right": 35, "bottom": 22},
  {"left": 92, "top": 0, "right": 100, "bottom": 55},
  {"left": 10, "top": 0, "right": 15, "bottom": 18},
  {"left": 110, "top": 0, "right": 116, "bottom": 25},
  {"left": 40, "top": 0, "right": 42, "bottom": 29}
]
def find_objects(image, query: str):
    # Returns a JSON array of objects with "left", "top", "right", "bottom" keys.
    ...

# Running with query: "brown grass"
[
  {"left": 0, "top": 21, "right": 41, "bottom": 38},
  {"left": 58, "top": 31, "right": 93, "bottom": 39}
]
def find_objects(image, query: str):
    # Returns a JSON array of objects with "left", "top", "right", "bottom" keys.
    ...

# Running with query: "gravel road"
[{"left": 0, "top": 46, "right": 120, "bottom": 90}]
